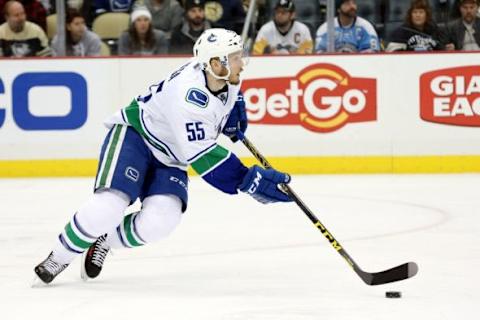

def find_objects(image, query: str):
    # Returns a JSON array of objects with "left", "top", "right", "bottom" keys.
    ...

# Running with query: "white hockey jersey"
[
  {"left": 105, "top": 60, "right": 242, "bottom": 176},
  {"left": 253, "top": 20, "right": 313, "bottom": 55}
]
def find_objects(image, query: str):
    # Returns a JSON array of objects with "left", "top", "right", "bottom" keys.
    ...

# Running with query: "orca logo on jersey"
[
  {"left": 186, "top": 88, "right": 209, "bottom": 108},
  {"left": 242, "top": 63, "right": 377, "bottom": 133},
  {"left": 125, "top": 166, "right": 140, "bottom": 182},
  {"left": 207, "top": 34, "right": 217, "bottom": 42}
]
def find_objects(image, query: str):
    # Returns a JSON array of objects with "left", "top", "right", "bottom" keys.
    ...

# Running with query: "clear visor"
[{"left": 228, "top": 48, "right": 249, "bottom": 68}]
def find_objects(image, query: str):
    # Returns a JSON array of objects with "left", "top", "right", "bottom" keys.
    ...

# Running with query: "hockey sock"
[
  {"left": 54, "top": 189, "right": 130, "bottom": 263},
  {"left": 106, "top": 194, "right": 182, "bottom": 249}
]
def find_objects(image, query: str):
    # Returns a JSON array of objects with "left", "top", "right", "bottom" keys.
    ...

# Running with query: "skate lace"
[
  {"left": 43, "top": 255, "right": 67, "bottom": 275},
  {"left": 91, "top": 238, "right": 110, "bottom": 268}
]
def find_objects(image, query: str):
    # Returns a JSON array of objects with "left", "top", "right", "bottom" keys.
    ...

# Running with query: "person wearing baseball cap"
[
  {"left": 443, "top": 0, "right": 480, "bottom": 50},
  {"left": 253, "top": 0, "right": 313, "bottom": 55},
  {"left": 276, "top": 0, "right": 295, "bottom": 12},
  {"left": 169, "top": 0, "right": 211, "bottom": 54},
  {"left": 117, "top": 6, "right": 169, "bottom": 55},
  {"left": 315, "top": 0, "right": 379, "bottom": 53}
]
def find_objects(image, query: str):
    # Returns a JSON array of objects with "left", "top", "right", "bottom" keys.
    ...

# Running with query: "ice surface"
[{"left": 0, "top": 174, "right": 478, "bottom": 320}]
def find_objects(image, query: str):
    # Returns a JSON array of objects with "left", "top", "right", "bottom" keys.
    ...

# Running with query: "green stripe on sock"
[
  {"left": 98, "top": 125, "right": 123, "bottom": 188},
  {"left": 191, "top": 145, "right": 229, "bottom": 175},
  {"left": 123, "top": 214, "right": 143, "bottom": 247},
  {"left": 65, "top": 222, "right": 93, "bottom": 249}
]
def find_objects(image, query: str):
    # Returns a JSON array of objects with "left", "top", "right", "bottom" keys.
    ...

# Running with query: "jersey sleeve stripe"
[
  {"left": 187, "top": 142, "right": 217, "bottom": 162},
  {"left": 201, "top": 152, "right": 248, "bottom": 194},
  {"left": 122, "top": 100, "right": 176, "bottom": 159},
  {"left": 191, "top": 145, "right": 230, "bottom": 175}
]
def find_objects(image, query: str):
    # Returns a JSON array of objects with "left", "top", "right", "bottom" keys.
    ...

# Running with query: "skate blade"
[
  {"left": 80, "top": 252, "right": 89, "bottom": 282},
  {"left": 31, "top": 275, "right": 48, "bottom": 288}
]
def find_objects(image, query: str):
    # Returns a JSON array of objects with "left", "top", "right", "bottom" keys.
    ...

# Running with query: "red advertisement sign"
[
  {"left": 242, "top": 63, "right": 377, "bottom": 133},
  {"left": 420, "top": 66, "right": 480, "bottom": 127}
]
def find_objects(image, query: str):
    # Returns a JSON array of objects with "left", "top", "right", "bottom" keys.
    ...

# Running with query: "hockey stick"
[{"left": 240, "top": 135, "right": 418, "bottom": 285}]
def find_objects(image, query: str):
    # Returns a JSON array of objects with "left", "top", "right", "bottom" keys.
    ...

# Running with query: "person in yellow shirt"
[
  {"left": 0, "top": 0, "right": 50, "bottom": 57},
  {"left": 253, "top": 0, "right": 313, "bottom": 55}
]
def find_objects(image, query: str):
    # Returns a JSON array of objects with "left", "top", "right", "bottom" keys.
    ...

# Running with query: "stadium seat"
[
  {"left": 46, "top": 14, "right": 57, "bottom": 40},
  {"left": 356, "top": 0, "right": 385, "bottom": 39},
  {"left": 356, "top": 0, "right": 381, "bottom": 24},
  {"left": 383, "top": 21, "right": 403, "bottom": 42},
  {"left": 386, "top": 0, "right": 410, "bottom": 23},
  {"left": 432, "top": 0, "right": 458, "bottom": 25},
  {"left": 92, "top": 12, "right": 130, "bottom": 39},
  {"left": 92, "top": 12, "right": 130, "bottom": 55},
  {"left": 100, "top": 41, "right": 111, "bottom": 56},
  {"left": 294, "top": 0, "right": 322, "bottom": 37}
]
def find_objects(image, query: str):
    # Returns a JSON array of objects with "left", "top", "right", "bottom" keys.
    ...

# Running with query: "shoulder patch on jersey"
[{"left": 186, "top": 88, "right": 209, "bottom": 108}]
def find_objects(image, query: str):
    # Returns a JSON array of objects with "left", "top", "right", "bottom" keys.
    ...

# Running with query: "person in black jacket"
[
  {"left": 443, "top": 0, "right": 480, "bottom": 50},
  {"left": 386, "top": 0, "right": 445, "bottom": 51},
  {"left": 169, "top": 0, "right": 211, "bottom": 54}
]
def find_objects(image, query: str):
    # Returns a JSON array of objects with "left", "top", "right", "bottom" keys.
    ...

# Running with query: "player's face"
[
  {"left": 6, "top": 3, "right": 26, "bottom": 33},
  {"left": 460, "top": 3, "right": 478, "bottom": 24},
  {"left": 227, "top": 50, "right": 245, "bottom": 85},
  {"left": 134, "top": 16, "right": 151, "bottom": 35},
  {"left": 411, "top": 8, "right": 426, "bottom": 28},
  {"left": 339, "top": 0, "right": 357, "bottom": 18},
  {"left": 67, "top": 17, "right": 86, "bottom": 40}
]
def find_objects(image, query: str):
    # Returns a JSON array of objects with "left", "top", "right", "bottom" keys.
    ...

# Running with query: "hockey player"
[
  {"left": 34, "top": 28, "right": 292, "bottom": 284},
  {"left": 315, "top": 0, "right": 379, "bottom": 53}
]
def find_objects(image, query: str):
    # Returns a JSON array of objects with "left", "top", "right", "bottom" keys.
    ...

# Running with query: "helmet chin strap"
[
  {"left": 206, "top": 65, "right": 231, "bottom": 81},
  {"left": 205, "top": 55, "right": 231, "bottom": 81}
]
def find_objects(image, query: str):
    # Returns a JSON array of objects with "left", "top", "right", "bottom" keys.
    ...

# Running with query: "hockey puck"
[{"left": 385, "top": 291, "right": 402, "bottom": 298}]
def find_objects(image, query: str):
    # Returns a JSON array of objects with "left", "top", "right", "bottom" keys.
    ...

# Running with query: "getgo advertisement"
[{"left": 242, "top": 63, "right": 377, "bottom": 133}]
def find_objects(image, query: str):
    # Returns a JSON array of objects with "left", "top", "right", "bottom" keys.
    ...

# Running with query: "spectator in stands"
[
  {"left": 315, "top": 0, "right": 379, "bottom": 53},
  {"left": 134, "top": 0, "right": 183, "bottom": 38},
  {"left": 51, "top": 8, "right": 102, "bottom": 56},
  {"left": 0, "top": 0, "right": 47, "bottom": 31},
  {"left": 204, "top": 0, "right": 245, "bottom": 34},
  {"left": 0, "top": 0, "right": 50, "bottom": 56},
  {"left": 253, "top": 0, "right": 313, "bottom": 55},
  {"left": 118, "top": 6, "right": 168, "bottom": 55},
  {"left": 169, "top": 0, "right": 210, "bottom": 54},
  {"left": 386, "top": 0, "right": 445, "bottom": 52},
  {"left": 443, "top": 0, "right": 480, "bottom": 50}
]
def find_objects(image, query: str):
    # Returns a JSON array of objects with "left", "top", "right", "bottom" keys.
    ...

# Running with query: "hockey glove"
[
  {"left": 222, "top": 92, "right": 247, "bottom": 142},
  {"left": 238, "top": 165, "right": 292, "bottom": 204}
]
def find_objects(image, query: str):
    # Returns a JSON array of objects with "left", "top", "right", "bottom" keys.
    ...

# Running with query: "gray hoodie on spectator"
[{"left": 51, "top": 29, "right": 102, "bottom": 56}]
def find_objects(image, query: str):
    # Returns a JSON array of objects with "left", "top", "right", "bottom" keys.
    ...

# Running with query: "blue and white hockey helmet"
[{"left": 193, "top": 28, "right": 244, "bottom": 79}]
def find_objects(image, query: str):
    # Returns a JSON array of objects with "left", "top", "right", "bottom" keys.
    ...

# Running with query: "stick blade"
[{"left": 360, "top": 262, "right": 418, "bottom": 286}]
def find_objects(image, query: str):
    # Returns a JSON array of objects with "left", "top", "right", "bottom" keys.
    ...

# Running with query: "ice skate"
[
  {"left": 34, "top": 252, "right": 69, "bottom": 285},
  {"left": 81, "top": 234, "right": 110, "bottom": 281}
]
